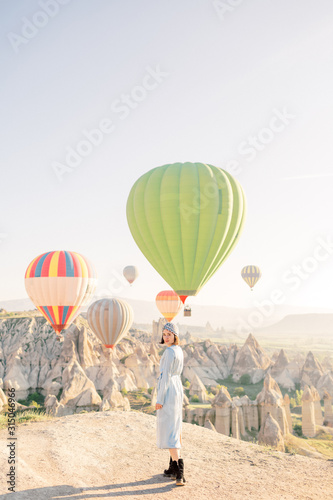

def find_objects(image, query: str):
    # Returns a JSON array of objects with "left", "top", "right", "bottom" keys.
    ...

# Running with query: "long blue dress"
[{"left": 156, "top": 345, "right": 184, "bottom": 449}]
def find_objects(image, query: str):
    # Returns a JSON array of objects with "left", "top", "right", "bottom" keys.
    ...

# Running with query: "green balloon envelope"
[{"left": 126, "top": 162, "right": 246, "bottom": 300}]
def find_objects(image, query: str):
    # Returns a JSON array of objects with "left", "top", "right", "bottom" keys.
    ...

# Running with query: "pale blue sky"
[{"left": 1, "top": 0, "right": 333, "bottom": 311}]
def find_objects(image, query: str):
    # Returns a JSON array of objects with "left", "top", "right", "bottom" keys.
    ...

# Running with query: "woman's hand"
[{"left": 155, "top": 403, "right": 163, "bottom": 410}]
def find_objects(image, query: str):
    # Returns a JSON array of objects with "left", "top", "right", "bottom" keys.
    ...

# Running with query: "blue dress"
[{"left": 156, "top": 345, "right": 184, "bottom": 449}]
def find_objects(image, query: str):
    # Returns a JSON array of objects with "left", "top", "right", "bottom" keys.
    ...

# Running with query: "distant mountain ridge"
[
  {"left": 1, "top": 297, "right": 332, "bottom": 332},
  {"left": 258, "top": 313, "right": 333, "bottom": 336}
]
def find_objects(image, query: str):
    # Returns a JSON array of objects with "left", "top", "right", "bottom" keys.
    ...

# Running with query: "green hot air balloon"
[{"left": 127, "top": 162, "right": 246, "bottom": 303}]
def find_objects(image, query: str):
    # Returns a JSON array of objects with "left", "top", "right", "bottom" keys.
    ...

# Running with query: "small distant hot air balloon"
[
  {"left": 241, "top": 265, "right": 262, "bottom": 290},
  {"left": 25, "top": 251, "right": 97, "bottom": 336},
  {"left": 87, "top": 298, "right": 133, "bottom": 349},
  {"left": 123, "top": 265, "right": 139, "bottom": 285},
  {"left": 127, "top": 162, "right": 246, "bottom": 305},
  {"left": 155, "top": 290, "right": 183, "bottom": 321}
]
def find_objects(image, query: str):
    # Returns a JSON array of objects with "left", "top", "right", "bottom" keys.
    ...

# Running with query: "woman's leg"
[{"left": 169, "top": 448, "right": 180, "bottom": 461}]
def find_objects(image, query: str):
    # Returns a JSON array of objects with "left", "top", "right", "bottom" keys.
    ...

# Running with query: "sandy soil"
[{"left": 0, "top": 410, "right": 332, "bottom": 499}]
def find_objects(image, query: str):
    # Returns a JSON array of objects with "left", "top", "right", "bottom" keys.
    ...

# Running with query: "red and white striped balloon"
[{"left": 87, "top": 298, "right": 133, "bottom": 349}]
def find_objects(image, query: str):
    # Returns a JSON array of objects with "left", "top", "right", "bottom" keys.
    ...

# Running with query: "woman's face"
[{"left": 163, "top": 329, "right": 175, "bottom": 346}]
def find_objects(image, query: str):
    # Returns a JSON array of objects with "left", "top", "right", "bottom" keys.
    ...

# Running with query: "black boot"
[
  {"left": 176, "top": 458, "right": 186, "bottom": 486},
  {"left": 163, "top": 457, "right": 177, "bottom": 478}
]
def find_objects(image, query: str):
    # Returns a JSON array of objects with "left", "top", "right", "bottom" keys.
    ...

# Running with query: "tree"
[
  {"left": 240, "top": 374, "right": 251, "bottom": 385},
  {"left": 234, "top": 387, "right": 245, "bottom": 397}
]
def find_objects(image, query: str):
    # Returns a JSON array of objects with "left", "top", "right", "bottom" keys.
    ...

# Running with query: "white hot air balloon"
[
  {"left": 123, "top": 265, "right": 139, "bottom": 285},
  {"left": 87, "top": 298, "right": 133, "bottom": 349}
]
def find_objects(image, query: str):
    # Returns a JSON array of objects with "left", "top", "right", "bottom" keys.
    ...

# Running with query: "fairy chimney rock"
[
  {"left": 283, "top": 393, "right": 293, "bottom": 432},
  {"left": 257, "top": 374, "right": 283, "bottom": 405},
  {"left": 302, "top": 386, "right": 316, "bottom": 437},
  {"left": 231, "top": 403, "right": 240, "bottom": 439},
  {"left": 212, "top": 386, "right": 232, "bottom": 406},
  {"left": 271, "top": 349, "right": 289, "bottom": 375},
  {"left": 232, "top": 334, "right": 271, "bottom": 382},
  {"left": 189, "top": 373, "right": 208, "bottom": 402},
  {"left": 301, "top": 351, "right": 324, "bottom": 387},
  {"left": 316, "top": 372, "right": 333, "bottom": 398},
  {"left": 212, "top": 387, "right": 232, "bottom": 436},
  {"left": 310, "top": 386, "right": 323, "bottom": 425},
  {"left": 256, "top": 374, "right": 289, "bottom": 434},
  {"left": 258, "top": 413, "right": 285, "bottom": 452}
]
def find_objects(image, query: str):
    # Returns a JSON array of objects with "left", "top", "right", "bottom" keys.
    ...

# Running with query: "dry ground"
[{"left": 0, "top": 410, "right": 332, "bottom": 499}]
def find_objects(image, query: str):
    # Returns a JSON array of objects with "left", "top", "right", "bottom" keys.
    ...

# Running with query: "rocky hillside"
[
  {"left": 0, "top": 315, "right": 332, "bottom": 418},
  {"left": 0, "top": 410, "right": 332, "bottom": 498}
]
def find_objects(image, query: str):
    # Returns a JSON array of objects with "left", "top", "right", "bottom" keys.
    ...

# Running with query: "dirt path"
[{"left": 0, "top": 411, "right": 332, "bottom": 499}]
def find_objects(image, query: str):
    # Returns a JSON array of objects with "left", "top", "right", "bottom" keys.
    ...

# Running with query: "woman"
[{"left": 155, "top": 322, "right": 185, "bottom": 486}]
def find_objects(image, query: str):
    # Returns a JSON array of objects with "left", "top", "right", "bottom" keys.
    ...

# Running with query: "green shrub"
[
  {"left": 190, "top": 395, "right": 199, "bottom": 403},
  {"left": 29, "top": 401, "right": 40, "bottom": 408},
  {"left": 293, "top": 424, "right": 303, "bottom": 437},
  {"left": 290, "top": 397, "right": 296, "bottom": 408},
  {"left": 234, "top": 387, "right": 245, "bottom": 397},
  {"left": 120, "top": 355, "right": 130, "bottom": 365},
  {"left": 240, "top": 374, "right": 251, "bottom": 385},
  {"left": 295, "top": 390, "right": 303, "bottom": 406},
  {"left": 29, "top": 392, "right": 44, "bottom": 404},
  {"left": 184, "top": 380, "right": 190, "bottom": 388},
  {"left": 18, "top": 391, "right": 45, "bottom": 407},
  {"left": 148, "top": 387, "right": 153, "bottom": 395},
  {"left": 121, "top": 388, "right": 128, "bottom": 395}
]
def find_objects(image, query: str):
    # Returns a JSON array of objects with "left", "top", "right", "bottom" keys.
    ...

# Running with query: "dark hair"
[{"left": 160, "top": 333, "right": 179, "bottom": 345}]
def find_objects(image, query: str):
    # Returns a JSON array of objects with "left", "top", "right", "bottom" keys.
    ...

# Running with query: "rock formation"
[
  {"left": 189, "top": 373, "right": 209, "bottom": 402},
  {"left": 150, "top": 387, "right": 157, "bottom": 408},
  {"left": 0, "top": 385, "right": 7, "bottom": 411},
  {"left": 0, "top": 315, "right": 331, "bottom": 431},
  {"left": 100, "top": 380, "right": 130, "bottom": 411},
  {"left": 301, "top": 386, "right": 316, "bottom": 437},
  {"left": 232, "top": 334, "right": 271, "bottom": 383},
  {"left": 283, "top": 394, "right": 293, "bottom": 432},
  {"left": 256, "top": 374, "right": 289, "bottom": 435},
  {"left": 271, "top": 349, "right": 289, "bottom": 376},
  {"left": 211, "top": 387, "right": 232, "bottom": 435},
  {"left": 300, "top": 352, "right": 324, "bottom": 388},
  {"left": 152, "top": 318, "right": 166, "bottom": 343},
  {"left": 310, "top": 386, "right": 323, "bottom": 425},
  {"left": 183, "top": 343, "right": 225, "bottom": 386},
  {"left": 270, "top": 349, "right": 295, "bottom": 390},
  {"left": 258, "top": 412, "right": 285, "bottom": 452},
  {"left": 231, "top": 403, "right": 240, "bottom": 439},
  {"left": 45, "top": 394, "right": 67, "bottom": 417},
  {"left": 316, "top": 371, "right": 333, "bottom": 398},
  {"left": 0, "top": 317, "right": 159, "bottom": 414},
  {"left": 204, "top": 419, "right": 217, "bottom": 431}
]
